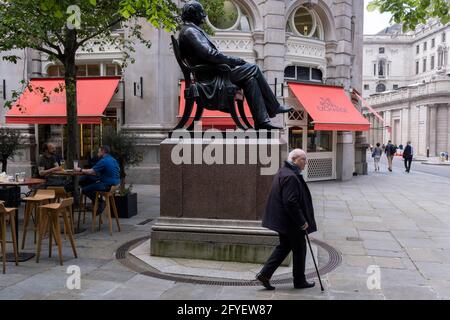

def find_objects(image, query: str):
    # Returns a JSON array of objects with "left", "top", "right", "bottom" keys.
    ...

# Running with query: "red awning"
[
  {"left": 288, "top": 82, "right": 370, "bottom": 131},
  {"left": 5, "top": 77, "right": 121, "bottom": 125},
  {"left": 179, "top": 81, "right": 253, "bottom": 128}
]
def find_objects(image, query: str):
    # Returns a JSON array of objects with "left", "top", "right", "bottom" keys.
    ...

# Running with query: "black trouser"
[
  {"left": 404, "top": 156, "right": 413, "bottom": 172},
  {"left": 259, "top": 230, "right": 307, "bottom": 285},
  {"left": 230, "top": 63, "right": 281, "bottom": 125}
]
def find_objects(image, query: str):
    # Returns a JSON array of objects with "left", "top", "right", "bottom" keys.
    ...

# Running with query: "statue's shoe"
[
  {"left": 255, "top": 122, "right": 283, "bottom": 130},
  {"left": 275, "top": 105, "right": 294, "bottom": 114}
]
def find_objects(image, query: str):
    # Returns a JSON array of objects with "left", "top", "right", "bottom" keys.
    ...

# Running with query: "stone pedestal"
[{"left": 151, "top": 134, "right": 288, "bottom": 264}]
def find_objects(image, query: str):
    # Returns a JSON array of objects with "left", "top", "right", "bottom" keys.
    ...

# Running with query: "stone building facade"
[
  {"left": 1, "top": 0, "right": 366, "bottom": 182},
  {"left": 363, "top": 20, "right": 450, "bottom": 156}
]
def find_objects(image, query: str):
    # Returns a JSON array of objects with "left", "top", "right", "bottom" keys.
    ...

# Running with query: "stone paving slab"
[{"left": 2, "top": 162, "right": 450, "bottom": 299}]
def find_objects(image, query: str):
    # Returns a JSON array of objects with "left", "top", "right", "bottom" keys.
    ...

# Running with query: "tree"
[
  {"left": 0, "top": 0, "right": 179, "bottom": 169},
  {"left": 368, "top": 0, "right": 450, "bottom": 31},
  {"left": 0, "top": 128, "right": 22, "bottom": 173},
  {"left": 101, "top": 128, "right": 143, "bottom": 193}
]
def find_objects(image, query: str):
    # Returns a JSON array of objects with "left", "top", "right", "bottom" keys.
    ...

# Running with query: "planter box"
[{"left": 114, "top": 192, "right": 138, "bottom": 218}]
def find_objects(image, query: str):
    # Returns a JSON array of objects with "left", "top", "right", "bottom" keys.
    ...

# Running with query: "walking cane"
[{"left": 305, "top": 230, "right": 325, "bottom": 292}]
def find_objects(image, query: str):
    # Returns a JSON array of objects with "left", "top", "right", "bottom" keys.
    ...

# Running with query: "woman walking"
[{"left": 372, "top": 143, "right": 383, "bottom": 171}]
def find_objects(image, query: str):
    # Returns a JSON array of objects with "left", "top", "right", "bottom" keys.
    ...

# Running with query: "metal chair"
[{"left": 171, "top": 35, "right": 253, "bottom": 130}]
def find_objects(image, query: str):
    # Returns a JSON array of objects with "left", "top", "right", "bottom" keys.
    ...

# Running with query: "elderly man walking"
[{"left": 256, "top": 149, "right": 317, "bottom": 290}]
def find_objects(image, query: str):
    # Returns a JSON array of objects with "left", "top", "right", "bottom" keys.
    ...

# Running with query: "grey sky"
[{"left": 364, "top": 0, "right": 393, "bottom": 35}]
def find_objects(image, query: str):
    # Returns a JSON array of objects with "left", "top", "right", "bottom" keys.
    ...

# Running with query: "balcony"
[
  {"left": 211, "top": 32, "right": 255, "bottom": 62},
  {"left": 285, "top": 36, "right": 326, "bottom": 65},
  {"left": 365, "top": 79, "right": 450, "bottom": 107}
]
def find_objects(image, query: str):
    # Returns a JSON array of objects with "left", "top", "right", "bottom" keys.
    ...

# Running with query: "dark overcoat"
[{"left": 262, "top": 161, "right": 317, "bottom": 235}]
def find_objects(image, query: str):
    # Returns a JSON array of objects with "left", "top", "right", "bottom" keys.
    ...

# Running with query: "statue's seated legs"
[{"left": 230, "top": 63, "right": 289, "bottom": 127}]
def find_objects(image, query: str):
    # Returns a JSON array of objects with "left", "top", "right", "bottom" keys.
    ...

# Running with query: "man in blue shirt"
[{"left": 77, "top": 145, "right": 120, "bottom": 214}]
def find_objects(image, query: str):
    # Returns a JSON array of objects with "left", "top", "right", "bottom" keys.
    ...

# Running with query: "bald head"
[{"left": 288, "top": 149, "right": 307, "bottom": 171}]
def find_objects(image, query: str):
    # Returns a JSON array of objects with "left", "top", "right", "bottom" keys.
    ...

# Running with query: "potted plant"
[
  {"left": 0, "top": 128, "right": 22, "bottom": 206},
  {"left": 0, "top": 128, "right": 21, "bottom": 173},
  {"left": 102, "top": 128, "right": 143, "bottom": 218}
]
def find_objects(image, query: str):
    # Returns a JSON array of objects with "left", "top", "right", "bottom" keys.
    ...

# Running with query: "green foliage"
[
  {"left": 0, "top": 0, "right": 181, "bottom": 111},
  {"left": 0, "top": 128, "right": 22, "bottom": 173},
  {"left": 368, "top": 0, "right": 450, "bottom": 31},
  {"left": 101, "top": 128, "right": 143, "bottom": 191}
]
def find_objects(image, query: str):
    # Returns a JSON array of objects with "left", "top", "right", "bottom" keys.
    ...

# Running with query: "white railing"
[
  {"left": 211, "top": 32, "right": 255, "bottom": 61},
  {"left": 365, "top": 79, "right": 450, "bottom": 106},
  {"left": 285, "top": 36, "right": 326, "bottom": 63}
]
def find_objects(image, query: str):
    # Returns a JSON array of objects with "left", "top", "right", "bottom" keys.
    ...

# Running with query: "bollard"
[{"left": 427, "top": 148, "right": 430, "bottom": 158}]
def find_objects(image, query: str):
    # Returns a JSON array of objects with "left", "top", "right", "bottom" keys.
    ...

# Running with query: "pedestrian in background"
[
  {"left": 372, "top": 142, "right": 383, "bottom": 171},
  {"left": 385, "top": 140, "right": 397, "bottom": 172},
  {"left": 403, "top": 141, "right": 414, "bottom": 173}
]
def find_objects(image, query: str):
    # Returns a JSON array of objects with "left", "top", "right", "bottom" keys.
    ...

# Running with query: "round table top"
[
  {"left": 49, "top": 170, "right": 92, "bottom": 176},
  {"left": 0, "top": 178, "right": 46, "bottom": 187}
]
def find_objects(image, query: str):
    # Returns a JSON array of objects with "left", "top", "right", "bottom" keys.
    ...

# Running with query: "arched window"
[
  {"left": 286, "top": 6, "right": 324, "bottom": 40},
  {"left": 284, "top": 65, "right": 323, "bottom": 82},
  {"left": 207, "top": 0, "right": 252, "bottom": 32},
  {"left": 376, "top": 83, "right": 386, "bottom": 93}
]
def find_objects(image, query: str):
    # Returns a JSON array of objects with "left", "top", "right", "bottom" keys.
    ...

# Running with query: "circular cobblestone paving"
[{"left": 116, "top": 236, "right": 342, "bottom": 286}]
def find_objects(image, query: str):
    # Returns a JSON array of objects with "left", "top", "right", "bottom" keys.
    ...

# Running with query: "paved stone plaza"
[{"left": 1, "top": 156, "right": 450, "bottom": 300}]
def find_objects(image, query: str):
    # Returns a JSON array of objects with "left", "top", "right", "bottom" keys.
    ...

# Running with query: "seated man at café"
[
  {"left": 76, "top": 145, "right": 120, "bottom": 215},
  {"left": 38, "top": 143, "right": 61, "bottom": 177},
  {"left": 38, "top": 142, "right": 73, "bottom": 192}
]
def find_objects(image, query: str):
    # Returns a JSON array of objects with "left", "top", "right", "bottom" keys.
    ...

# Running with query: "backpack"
[{"left": 389, "top": 144, "right": 397, "bottom": 155}]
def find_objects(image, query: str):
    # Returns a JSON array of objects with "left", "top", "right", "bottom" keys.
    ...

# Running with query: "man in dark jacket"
[
  {"left": 256, "top": 149, "right": 317, "bottom": 290},
  {"left": 402, "top": 141, "right": 414, "bottom": 173},
  {"left": 178, "top": 1, "right": 292, "bottom": 130},
  {"left": 385, "top": 140, "right": 396, "bottom": 172}
]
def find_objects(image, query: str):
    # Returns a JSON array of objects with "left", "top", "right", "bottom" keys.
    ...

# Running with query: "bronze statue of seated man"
[{"left": 178, "top": 1, "right": 292, "bottom": 130}]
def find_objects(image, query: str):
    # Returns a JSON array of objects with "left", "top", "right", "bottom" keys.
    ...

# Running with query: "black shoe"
[
  {"left": 294, "top": 281, "right": 315, "bottom": 289},
  {"left": 275, "top": 105, "right": 293, "bottom": 114},
  {"left": 388, "top": 168, "right": 392, "bottom": 172},
  {"left": 255, "top": 122, "right": 283, "bottom": 130},
  {"left": 256, "top": 273, "right": 275, "bottom": 290}
]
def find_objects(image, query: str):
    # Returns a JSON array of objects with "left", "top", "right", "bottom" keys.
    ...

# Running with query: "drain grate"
[
  {"left": 116, "top": 236, "right": 342, "bottom": 286},
  {"left": 137, "top": 219, "right": 154, "bottom": 226},
  {"left": 346, "top": 237, "right": 362, "bottom": 242}
]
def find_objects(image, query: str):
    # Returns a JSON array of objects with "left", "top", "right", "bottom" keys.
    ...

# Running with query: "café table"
[{"left": 0, "top": 178, "right": 46, "bottom": 261}]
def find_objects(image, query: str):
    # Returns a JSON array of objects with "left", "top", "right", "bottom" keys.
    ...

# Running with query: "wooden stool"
[
  {"left": 47, "top": 186, "right": 74, "bottom": 235},
  {"left": 47, "top": 186, "right": 72, "bottom": 202},
  {"left": 92, "top": 185, "right": 121, "bottom": 235},
  {"left": 22, "top": 189, "right": 55, "bottom": 250},
  {"left": 0, "top": 202, "right": 19, "bottom": 274},
  {"left": 36, "top": 198, "right": 77, "bottom": 266}
]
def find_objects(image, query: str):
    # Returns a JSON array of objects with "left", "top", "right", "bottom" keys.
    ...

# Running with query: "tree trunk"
[
  {"left": 63, "top": 28, "right": 80, "bottom": 204},
  {"left": 63, "top": 29, "right": 79, "bottom": 169}
]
